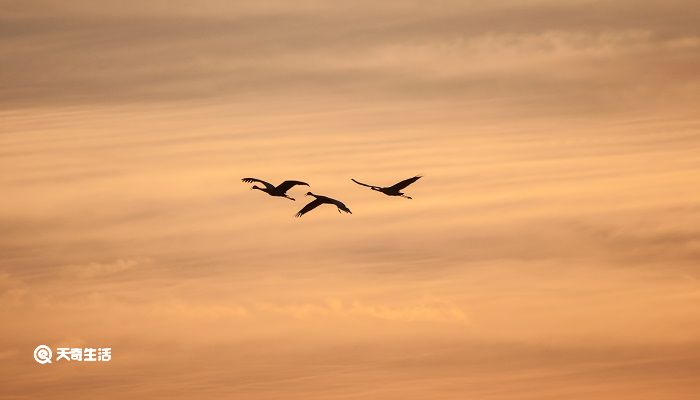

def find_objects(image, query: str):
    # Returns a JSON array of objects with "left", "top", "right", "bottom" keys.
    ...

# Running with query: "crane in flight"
[
  {"left": 295, "top": 192, "right": 352, "bottom": 218},
  {"left": 351, "top": 175, "right": 422, "bottom": 199},
  {"left": 241, "top": 178, "right": 309, "bottom": 201}
]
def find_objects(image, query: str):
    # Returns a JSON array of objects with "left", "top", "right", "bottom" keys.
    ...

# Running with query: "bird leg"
[{"left": 401, "top": 194, "right": 413, "bottom": 199}]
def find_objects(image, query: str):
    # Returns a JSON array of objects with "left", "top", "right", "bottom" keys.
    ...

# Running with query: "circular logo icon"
[{"left": 34, "top": 345, "right": 52, "bottom": 364}]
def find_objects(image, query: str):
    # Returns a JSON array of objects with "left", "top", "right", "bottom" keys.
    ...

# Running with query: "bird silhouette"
[
  {"left": 295, "top": 192, "right": 352, "bottom": 218},
  {"left": 242, "top": 178, "right": 309, "bottom": 201},
  {"left": 351, "top": 175, "right": 422, "bottom": 199}
]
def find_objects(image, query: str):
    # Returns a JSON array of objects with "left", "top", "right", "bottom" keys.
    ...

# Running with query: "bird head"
[
  {"left": 305, "top": 191, "right": 314, "bottom": 197},
  {"left": 251, "top": 185, "right": 263, "bottom": 191}
]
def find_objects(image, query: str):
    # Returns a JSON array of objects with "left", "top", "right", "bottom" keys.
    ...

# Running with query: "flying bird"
[
  {"left": 351, "top": 175, "right": 422, "bottom": 199},
  {"left": 242, "top": 178, "right": 309, "bottom": 201},
  {"left": 295, "top": 192, "right": 352, "bottom": 218}
]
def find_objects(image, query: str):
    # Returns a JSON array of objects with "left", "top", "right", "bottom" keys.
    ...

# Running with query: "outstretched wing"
[
  {"left": 242, "top": 177, "right": 274, "bottom": 190},
  {"left": 276, "top": 180, "right": 309, "bottom": 194},
  {"left": 351, "top": 178, "right": 380, "bottom": 189},
  {"left": 387, "top": 175, "right": 422, "bottom": 191},
  {"left": 331, "top": 198, "right": 352, "bottom": 214},
  {"left": 295, "top": 199, "right": 323, "bottom": 218}
]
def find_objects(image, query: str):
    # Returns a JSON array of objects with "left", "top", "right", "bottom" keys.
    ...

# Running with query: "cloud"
[
  {"left": 569, "top": 217, "right": 700, "bottom": 267},
  {"left": 256, "top": 298, "right": 470, "bottom": 323},
  {"left": 2, "top": 1, "right": 699, "bottom": 115},
  {"left": 62, "top": 258, "right": 147, "bottom": 278}
]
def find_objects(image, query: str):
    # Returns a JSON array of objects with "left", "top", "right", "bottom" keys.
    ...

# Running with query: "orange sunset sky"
[{"left": 1, "top": 1, "right": 700, "bottom": 399}]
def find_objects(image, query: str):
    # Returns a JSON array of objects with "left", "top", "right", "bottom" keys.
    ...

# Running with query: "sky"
[{"left": 1, "top": 1, "right": 700, "bottom": 399}]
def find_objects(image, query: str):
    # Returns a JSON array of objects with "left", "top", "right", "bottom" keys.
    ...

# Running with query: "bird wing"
[
  {"left": 276, "top": 180, "right": 309, "bottom": 194},
  {"left": 351, "top": 178, "right": 380, "bottom": 190},
  {"left": 241, "top": 177, "right": 274, "bottom": 190},
  {"left": 387, "top": 175, "right": 422, "bottom": 191},
  {"left": 330, "top": 198, "right": 352, "bottom": 214},
  {"left": 295, "top": 198, "right": 324, "bottom": 218}
]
